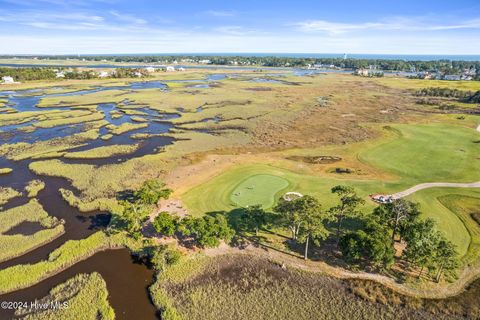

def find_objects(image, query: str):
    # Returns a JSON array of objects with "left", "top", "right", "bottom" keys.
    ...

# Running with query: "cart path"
[{"left": 391, "top": 181, "right": 480, "bottom": 199}]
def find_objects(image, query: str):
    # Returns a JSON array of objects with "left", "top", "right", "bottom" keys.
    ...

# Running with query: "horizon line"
[{"left": 2, "top": 52, "right": 480, "bottom": 56}]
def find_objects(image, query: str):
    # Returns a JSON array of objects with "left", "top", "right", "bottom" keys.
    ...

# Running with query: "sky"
[{"left": 0, "top": 0, "right": 479, "bottom": 55}]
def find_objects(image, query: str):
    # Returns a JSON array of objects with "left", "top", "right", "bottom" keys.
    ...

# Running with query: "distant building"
[
  {"left": 177, "top": 67, "right": 185, "bottom": 71},
  {"left": 1, "top": 76, "right": 14, "bottom": 84},
  {"left": 444, "top": 74, "right": 461, "bottom": 81},
  {"left": 134, "top": 71, "right": 143, "bottom": 77},
  {"left": 198, "top": 59, "right": 211, "bottom": 64},
  {"left": 356, "top": 68, "right": 370, "bottom": 77},
  {"left": 166, "top": 66, "right": 175, "bottom": 72},
  {"left": 355, "top": 68, "right": 383, "bottom": 77},
  {"left": 98, "top": 71, "right": 109, "bottom": 78},
  {"left": 55, "top": 72, "right": 65, "bottom": 78},
  {"left": 145, "top": 67, "right": 155, "bottom": 73}
]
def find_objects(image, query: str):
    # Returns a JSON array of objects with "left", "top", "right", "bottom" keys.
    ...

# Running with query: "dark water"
[{"left": 0, "top": 249, "right": 157, "bottom": 320}]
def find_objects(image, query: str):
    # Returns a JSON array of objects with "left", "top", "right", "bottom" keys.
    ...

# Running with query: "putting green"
[{"left": 230, "top": 174, "right": 289, "bottom": 208}]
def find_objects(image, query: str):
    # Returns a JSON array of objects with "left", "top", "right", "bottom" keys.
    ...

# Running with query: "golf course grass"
[
  {"left": 358, "top": 123, "right": 480, "bottom": 183},
  {"left": 230, "top": 174, "right": 289, "bottom": 208},
  {"left": 181, "top": 121, "right": 480, "bottom": 259}
]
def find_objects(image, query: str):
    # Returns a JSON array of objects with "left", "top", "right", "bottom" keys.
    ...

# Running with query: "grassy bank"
[
  {"left": 0, "top": 129, "right": 99, "bottom": 161},
  {"left": 63, "top": 144, "right": 139, "bottom": 159},
  {"left": 25, "top": 180, "right": 45, "bottom": 197},
  {"left": 0, "top": 187, "right": 21, "bottom": 206},
  {"left": 0, "top": 200, "right": 64, "bottom": 262},
  {"left": 15, "top": 273, "right": 114, "bottom": 320},
  {"left": 0, "top": 168, "right": 12, "bottom": 175}
]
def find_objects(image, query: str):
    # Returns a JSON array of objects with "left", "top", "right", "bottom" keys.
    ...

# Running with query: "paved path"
[{"left": 391, "top": 181, "right": 480, "bottom": 199}]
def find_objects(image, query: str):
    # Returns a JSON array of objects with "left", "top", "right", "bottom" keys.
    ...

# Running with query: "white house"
[
  {"left": 166, "top": 66, "right": 175, "bottom": 72},
  {"left": 98, "top": 71, "right": 109, "bottom": 78},
  {"left": 177, "top": 67, "right": 185, "bottom": 71},
  {"left": 356, "top": 68, "right": 370, "bottom": 77},
  {"left": 145, "top": 67, "right": 155, "bottom": 73},
  {"left": 55, "top": 72, "right": 65, "bottom": 78},
  {"left": 1, "top": 76, "right": 14, "bottom": 84}
]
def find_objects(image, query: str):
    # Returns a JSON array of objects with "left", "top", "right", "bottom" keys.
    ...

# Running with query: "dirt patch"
[
  {"left": 287, "top": 155, "right": 342, "bottom": 164},
  {"left": 472, "top": 213, "right": 480, "bottom": 226},
  {"left": 156, "top": 199, "right": 188, "bottom": 217}
]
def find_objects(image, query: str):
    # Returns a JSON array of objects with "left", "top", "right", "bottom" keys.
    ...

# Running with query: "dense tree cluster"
[
  {"left": 415, "top": 87, "right": 477, "bottom": 99},
  {"left": 115, "top": 180, "right": 172, "bottom": 239},
  {"left": 340, "top": 198, "right": 458, "bottom": 281},
  {"left": 0, "top": 67, "right": 56, "bottom": 81},
  {"left": 152, "top": 213, "right": 235, "bottom": 248}
]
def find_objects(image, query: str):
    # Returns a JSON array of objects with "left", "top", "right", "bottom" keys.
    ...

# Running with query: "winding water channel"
[{"left": 0, "top": 79, "right": 202, "bottom": 319}]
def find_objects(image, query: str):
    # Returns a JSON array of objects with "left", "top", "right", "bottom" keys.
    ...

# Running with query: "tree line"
[
  {"left": 2, "top": 55, "right": 480, "bottom": 75},
  {"left": 0, "top": 67, "right": 150, "bottom": 81},
  {"left": 414, "top": 87, "right": 480, "bottom": 104}
]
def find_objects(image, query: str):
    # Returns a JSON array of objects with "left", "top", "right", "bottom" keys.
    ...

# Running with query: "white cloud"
[
  {"left": 293, "top": 17, "right": 480, "bottom": 34},
  {"left": 109, "top": 10, "right": 147, "bottom": 24},
  {"left": 204, "top": 10, "right": 236, "bottom": 17},
  {"left": 214, "top": 26, "right": 248, "bottom": 35},
  {"left": 1, "top": 31, "right": 479, "bottom": 55}
]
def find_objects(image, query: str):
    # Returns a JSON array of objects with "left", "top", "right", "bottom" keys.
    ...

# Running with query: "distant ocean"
[{"left": 89, "top": 53, "right": 480, "bottom": 61}]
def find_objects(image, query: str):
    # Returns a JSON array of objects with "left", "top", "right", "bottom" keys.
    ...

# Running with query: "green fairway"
[
  {"left": 406, "top": 187, "right": 480, "bottom": 257},
  {"left": 182, "top": 122, "right": 480, "bottom": 260},
  {"left": 359, "top": 123, "right": 480, "bottom": 183},
  {"left": 230, "top": 174, "right": 289, "bottom": 208}
]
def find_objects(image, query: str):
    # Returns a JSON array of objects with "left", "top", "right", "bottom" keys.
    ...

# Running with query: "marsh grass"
[
  {"left": 0, "top": 168, "right": 12, "bottom": 175},
  {"left": 0, "top": 129, "right": 99, "bottom": 160},
  {"left": 63, "top": 144, "right": 139, "bottom": 159},
  {"left": 152, "top": 254, "right": 453, "bottom": 320},
  {"left": 0, "top": 200, "right": 64, "bottom": 262},
  {"left": 15, "top": 273, "right": 115, "bottom": 320},
  {"left": 33, "top": 110, "right": 104, "bottom": 128},
  {"left": 24, "top": 179, "right": 45, "bottom": 197},
  {"left": 60, "top": 188, "right": 123, "bottom": 214},
  {"left": 0, "top": 187, "right": 21, "bottom": 205},
  {"left": 106, "top": 122, "right": 148, "bottom": 135}
]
